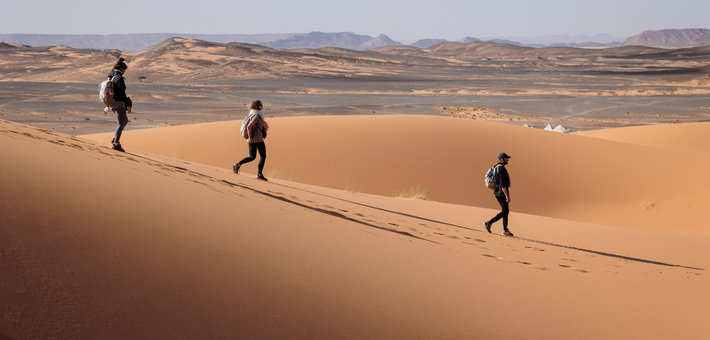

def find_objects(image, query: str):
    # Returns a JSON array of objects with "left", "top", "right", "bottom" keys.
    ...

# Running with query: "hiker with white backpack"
[
  {"left": 102, "top": 57, "right": 132, "bottom": 152},
  {"left": 233, "top": 100, "right": 270, "bottom": 181},
  {"left": 483, "top": 153, "right": 514, "bottom": 236}
]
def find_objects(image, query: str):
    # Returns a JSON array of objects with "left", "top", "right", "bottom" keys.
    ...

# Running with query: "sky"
[{"left": 3, "top": 0, "right": 710, "bottom": 42}]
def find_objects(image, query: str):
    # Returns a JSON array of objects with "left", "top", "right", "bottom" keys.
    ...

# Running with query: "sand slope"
[
  {"left": 84, "top": 115, "right": 710, "bottom": 236},
  {"left": 577, "top": 122, "right": 710, "bottom": 153},
  {"left": 3, "top": 119, "right": 710, "bottom": 339}
]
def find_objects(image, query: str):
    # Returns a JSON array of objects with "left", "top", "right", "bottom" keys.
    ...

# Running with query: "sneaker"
[
  {"left": 483, "top": 222, "right": 492, "bottom": 233},
  {"left": 112, "top": 143, "right": 125, "bottom": 152},
  {"left": 256, "top": 174, "right": 268, "bottom": 181},
  {"left": 233, "top": 163, "right": 241, "bottom": 174},
  {"left": 502, "top": 230, "right": 514, "bottom": 236}
]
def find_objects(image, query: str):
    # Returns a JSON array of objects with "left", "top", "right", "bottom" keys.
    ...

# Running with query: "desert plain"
[{"left": 2, "top": 38, "right": 710, "bottom": 339}]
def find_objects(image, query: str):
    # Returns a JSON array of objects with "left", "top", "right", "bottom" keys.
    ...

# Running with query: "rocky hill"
[
  {"left": 0, "top": 37, "right": 447, "bottom": 83},
  {"left": 621, "top": 28, "right": 710, "bottom": 48},
  {"left": 690, "top": 32, "right": 710, "bottom": 47},
  {"left": 0, "top": 33, "right": 298, "bottom": 52},
  {"left": 0, "top": 42, "right": 29, "bottom": 49},
  {"left": 370, "top": 40, "right": 710, "bottom": 61},
  {"left": 459, "top": 37, "right": 482, "bottom": 44},
  {"left": 410, "top": 39, "right": 449, "bottom": 48}
]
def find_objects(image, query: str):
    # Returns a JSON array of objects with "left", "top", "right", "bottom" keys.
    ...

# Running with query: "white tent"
[
  {"left": 523, "top": 123, "right": 534, "bottom": 128},
  {"left": 553, "top": 125, "right": 571, "bottom": 133},
  {"left": 544, "top": 124, "right": 554, "bottom": 131}
]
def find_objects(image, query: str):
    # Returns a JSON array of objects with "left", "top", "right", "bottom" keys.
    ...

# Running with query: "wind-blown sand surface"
[
  {"left": 85, "top": 115, "right": 710, "bottom": 236},
  {"left": 3, "top": 117, "right": 710, "bottom": 339}
]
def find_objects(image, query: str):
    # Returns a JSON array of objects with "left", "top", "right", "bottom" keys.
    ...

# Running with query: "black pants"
[
  {"left": 239, "top": 142, "right": 266, "bottom": 175},
  {"left": 112, "top": 106, "right": 128, "bottom": 144},
  {"left": 489, "top": 195, "right": 509, "bottom": 230}
]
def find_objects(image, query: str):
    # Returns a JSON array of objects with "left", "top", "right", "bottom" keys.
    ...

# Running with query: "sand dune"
[
  {"left": 3, "top": 118, "right": 710, "bottom": 339},
  {"left": 577, "top": 121, "right": 710, "bottom": 152},
  {"left": 84, "top": 115, "right": 710, "bottom": 237}
]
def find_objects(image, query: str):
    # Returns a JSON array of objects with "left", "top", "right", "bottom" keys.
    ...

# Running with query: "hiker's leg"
[
  {"left": 113, "top": 107, "right": 128, "bottom": 144},
  {"left": 500, "top": 198, "right": 510, "bottom": 230},
  {"left": 255, "top": 142, "right": 266, "bottom": 175},
  {"left": 489, "top": 195, "right": 508, "bottom": 225},
  {"left": 239, "top": 143, "right": 258, "bottom": 165}
]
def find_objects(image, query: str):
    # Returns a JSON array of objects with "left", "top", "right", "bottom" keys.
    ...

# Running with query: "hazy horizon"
[{"left": 4, "top": 0, "right": 710, "bottom": 43}]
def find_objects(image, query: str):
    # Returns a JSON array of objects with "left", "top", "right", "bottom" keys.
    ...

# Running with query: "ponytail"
[{"left": 113, "top": 57, "right": 128, "bottom": 71}]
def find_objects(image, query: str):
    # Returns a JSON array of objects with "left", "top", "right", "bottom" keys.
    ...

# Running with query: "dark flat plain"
[{"left": 1, "top": 43, "right": 709, "bottom": 135}]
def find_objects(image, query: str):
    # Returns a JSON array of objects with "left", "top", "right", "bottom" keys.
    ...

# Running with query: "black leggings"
[
  {"left": 113, "top": 106, "right": 128, "bottom": 144},
  {"left": 239, "top": 142, "right": 266, "bottom": 175},
  {"left": 489, "top": 195, "right": 510, "bottom": 230}
]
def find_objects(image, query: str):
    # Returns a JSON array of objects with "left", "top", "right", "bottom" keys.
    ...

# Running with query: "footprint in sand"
[
  {"left": 517, "top": 261, "right": 547, "bottom": 271},
  {"left": 559, "top": 264, "right": 588, "bottom": 273},
  {"left": 482, "top": 254, "right": 504, "bottom": 260},
  {"left": 525, "top": 246, "right": 545, "bottom": 252}
]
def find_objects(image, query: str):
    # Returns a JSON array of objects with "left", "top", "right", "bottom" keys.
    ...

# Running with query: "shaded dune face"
[{"left": 84, "top": 116, "right": 710, "bottom": 236}]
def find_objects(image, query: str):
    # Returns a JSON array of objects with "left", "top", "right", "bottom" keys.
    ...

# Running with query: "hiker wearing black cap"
[{"left": 484, "top": 153, "right": 514, "bottom": 236}]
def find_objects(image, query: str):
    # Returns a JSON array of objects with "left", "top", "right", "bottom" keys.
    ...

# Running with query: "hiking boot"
[
  {"left": 112, "top": 142, "right": 125, "bottom": 152},
  {"left": 256, "top": 174, "right": 268, "bottom": 182},
  {"left": 233, "top": 163, "right": 241, "bottom": 174},
  {"left": 483, "top": 222, "right": 492, "bottom": 233},
  {"left": 502, "top": 230, "right": 514, "bottom": 236}
]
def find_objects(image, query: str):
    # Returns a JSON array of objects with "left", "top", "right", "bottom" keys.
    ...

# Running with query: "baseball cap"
[{"left": 498, "top": 153, "right": 511, "bottom": 159}]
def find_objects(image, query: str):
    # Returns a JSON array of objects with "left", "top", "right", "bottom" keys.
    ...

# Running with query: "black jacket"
[
  {"left": 108, "top": 71, "right": 132, "bottom": 107},
  {"left": 493, "top": 163, "right": 510, "bottom": 197}
]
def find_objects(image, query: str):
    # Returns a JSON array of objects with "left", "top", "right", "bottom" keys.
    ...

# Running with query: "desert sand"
[
  {"left": 3, "top": 37, "right": 710, "bottom": 339},
  {"left": 84, "top": 115, "right": 710, "bottom": 237},
  {"left": 2, "top": 115, "right": 709, "bottom": 339},
  {"left": 577, "top": 121, "right": 710, "bottom": 152}
]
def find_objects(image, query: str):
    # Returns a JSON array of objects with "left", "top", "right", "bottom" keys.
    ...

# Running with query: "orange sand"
[
  {"left": 2, "top": 118, "right": 709, "bottom": 339},
  {"left": 85, "top": 115, "right": 710, "bottom": 236}
]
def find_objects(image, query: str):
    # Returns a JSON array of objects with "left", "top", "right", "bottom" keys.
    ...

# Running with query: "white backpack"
[
  {"left": 99, "top": 76, "right": 115, "bottom": 107},
  {"left": 240, "top": 111, "right": 259, "bottom": 139},
  {"left": 485, "top": 164, "right": 501, "bottom": 190}
]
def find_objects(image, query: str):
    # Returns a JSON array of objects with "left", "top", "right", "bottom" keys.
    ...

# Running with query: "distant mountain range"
[
  {"left": 409, "top": 35, "right": 620, "bottom": 49},
  {"left": 2, "top": 29, "right": 710, "bottom": 52},
  {"left": 620, "top": 28, "right": 710, "bottom": 48},
  {"left": 262, "top": 31, "right": 402, "bottom": 50}
]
